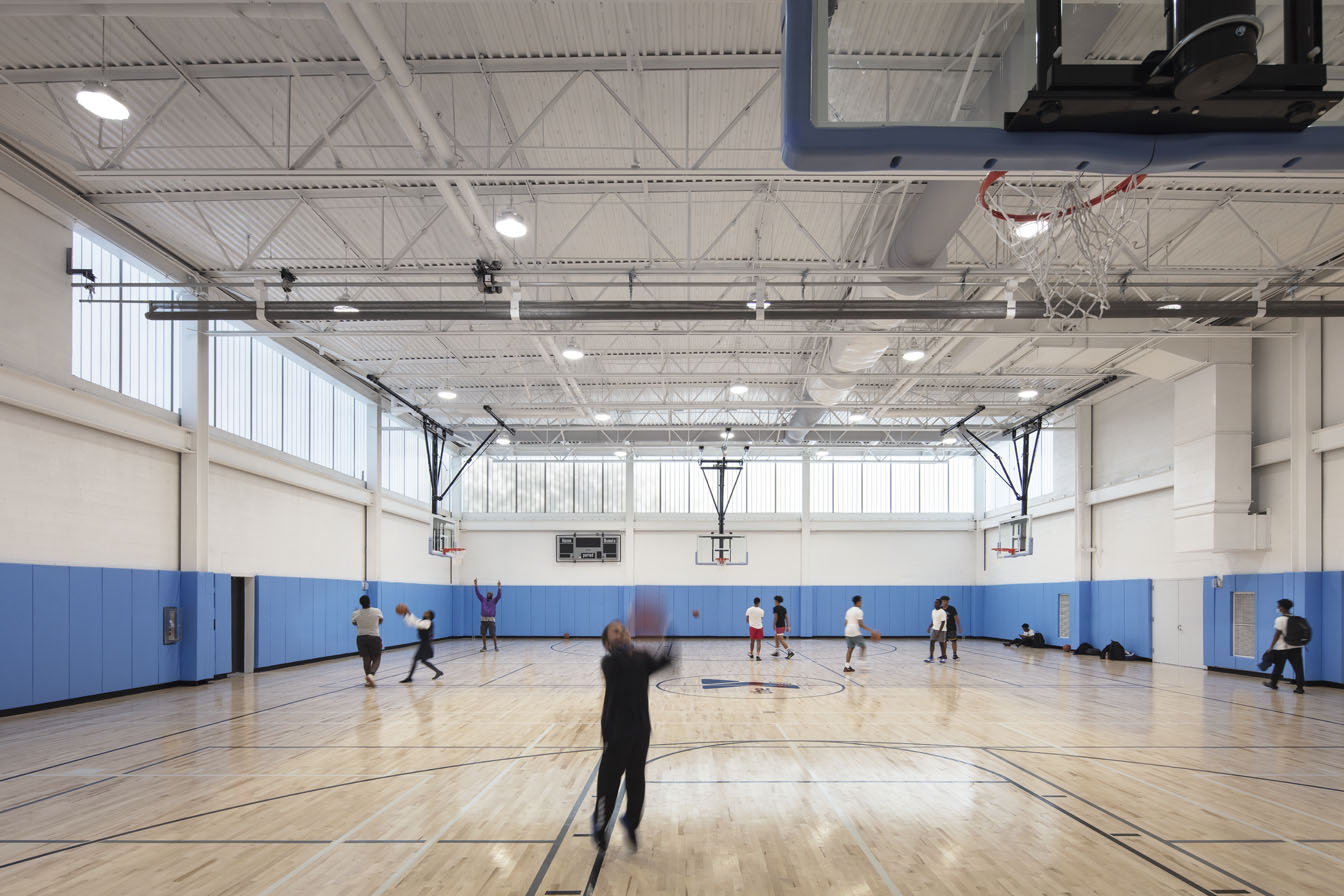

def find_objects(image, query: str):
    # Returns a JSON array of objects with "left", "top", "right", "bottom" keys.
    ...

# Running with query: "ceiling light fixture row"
[{"left": 494, "top": 209, "right": 527, "bottom": 239}]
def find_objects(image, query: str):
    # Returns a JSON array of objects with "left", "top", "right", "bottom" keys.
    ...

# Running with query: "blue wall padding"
[
  {"left": 1204, "top": 572, "right": 1341, "bottom": 684},
  {"left": 68, "top": 567, "right": 103, "bottom": 699},
  {"left": 213, "top": 573, "right": 232, "bottom": 677},
  {"left": 32, "top": 565, "right": 71, "bottom": 705},
  {"left": 0, "top": 564, "right": 35, "bottom": 711}
]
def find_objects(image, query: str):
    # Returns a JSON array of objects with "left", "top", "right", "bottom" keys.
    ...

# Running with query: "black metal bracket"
[
  {"left": 698, "top": 444, "right": 748, "bottom": 536},
  {"left": 66, "top": 247, "right": 95, "bottom": 295},
  {"left": 473, "top": 259, "right": 503, "bottom": 295}
]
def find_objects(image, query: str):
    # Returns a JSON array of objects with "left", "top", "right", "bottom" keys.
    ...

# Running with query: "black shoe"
[
  {"left": 1263, "top": 681, "right": 1278, "bottom": 690},
  {"left": 620, "top": 815, "right": 638, "bottom": 851},
  {"left": 432, "top": 670, "right": 444, "bottom": 680},
  {"left": 1294, "top": 686, "right": 1306, "bottom": 694},
  {"left": 754, "top": 655, "right": 762, "bottom": 661},
  {"left": 592, "top": 817, "right": 608, "bottom": 851},
  {"left": 400, "top": 677, "right": 413, "bottom": 683}
]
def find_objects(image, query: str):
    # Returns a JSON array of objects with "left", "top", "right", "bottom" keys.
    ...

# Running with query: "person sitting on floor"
[{"left": 1004, "top": 623, "right": 1035, "bottom": 647}]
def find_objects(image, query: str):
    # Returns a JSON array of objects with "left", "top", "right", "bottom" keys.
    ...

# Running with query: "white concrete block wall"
[
  {"left": 0, "top": 189, "right": 71, "bottom": 384},
  {"left": 0, "top": 402, "right": 179, "bottom": 569},
  {"left": 380, "top": 509, "right": 453, "bottom": 585},
  {"left": 978, "top": 511, "right": 1077, "bottom": 584},
  {"left": 209, "top": 464, "right": 365, "bottom": 580}
]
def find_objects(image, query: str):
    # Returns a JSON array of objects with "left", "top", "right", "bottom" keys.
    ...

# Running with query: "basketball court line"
[
  {"left": 523, "top": 760, "right": 602, "bottom": 896},
  {"left": 775, "top": 724, "right": 904, "bottom": 895},
  {"left": 256, "top": 775, "right": 432, "bottom": 895},
  {"left": 370, "top": 722, "right": 556, "bottom": 895},
  {"left": 0, "top": 746, "right": 211, "bottom": 815},
  {"left": 992, "top": 747, "right": 1344, "bottom": 794}
]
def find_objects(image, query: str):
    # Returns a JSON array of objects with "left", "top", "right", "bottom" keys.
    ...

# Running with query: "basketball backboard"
[
  {"left": 995, "top": 516, "right": 1034, "bottom": 558},
  {"left": 695, "top": 533, "right": 749, "bottom": 567},
  {"left": 783, "top": 0, "right": 1344, "bottom": 173}
]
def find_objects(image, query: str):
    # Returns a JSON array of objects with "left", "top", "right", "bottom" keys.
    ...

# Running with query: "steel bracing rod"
[
  {"left": 939, "top": 404, "right": 986, "bottom": 437},
  {"left": 439, "top": 429, "right": 499, "bottom": 505},
  {"left": 958, "top": 424, "right": 1023, "bottom": 501},
  {"left": 1011, "top": 422, "right": 1042, "bottom": 519},
  {"left": 482, "top": 404, "right": 517, "bottom": 436},
  {"left": 364, "top": 372, "right": 460, "bottom": 513},
  {"left": 997, "top": 375, "right": 1121, "bottom": 437}
]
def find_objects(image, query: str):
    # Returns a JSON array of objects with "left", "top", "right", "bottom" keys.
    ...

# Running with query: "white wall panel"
[
  {"left": 1324, "top": 319, "right": 1344, "bottom": 429},
  {"left": 811, "top": 530, "right": 972, "bottom": 584},
  {"left": 380, "top": 510, "right": 452, "bottom": 585},
  {"left": 1251, "top": 329, "right": 1293, "bottom": 443},
  {"left": 978, "top": 511, "right": 1076, "bottom": 585},
  {"left": 1322, "top": 449, "right": 1344, "bottom": 570},
  {"left": 1092, "top": 379, "right": 1174, "bottom": 486},
  {"left": 0, "top": 403, "right": 178, "bottom": 568},
  {"left": 0, "top": 190, "right": 71, "bottom": 384},
  {"left": 209, "top": 463, "right": 364, "bottom": 579}
]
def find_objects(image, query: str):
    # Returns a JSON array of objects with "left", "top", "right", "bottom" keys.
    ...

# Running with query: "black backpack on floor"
[
  {"left": 1104, "top": 640, "right": 1127, "bottom": 660},
  {"left": 1284, "top": 615, "right": 1312, "bottom": 647},
  {"left": 1030, "top": 632, "right": 1046, "bottom": 648},
  {"left": 1074, "top": 642, "right": 1101, "bottom": 656}
]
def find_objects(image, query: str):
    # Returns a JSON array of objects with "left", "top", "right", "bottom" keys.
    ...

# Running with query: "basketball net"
[{"left": 979, "top": 171, "right": 1145, "bottom": 323}]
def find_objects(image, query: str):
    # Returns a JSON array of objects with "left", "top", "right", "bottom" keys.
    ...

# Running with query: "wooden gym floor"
[{"left": 0, "top": 637, "right": 1339, "bottom": 895}]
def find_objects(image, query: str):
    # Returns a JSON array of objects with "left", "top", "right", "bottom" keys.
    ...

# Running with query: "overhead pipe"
[{"left": 144, "top": 298, "right": 1344, "bottom": 322}]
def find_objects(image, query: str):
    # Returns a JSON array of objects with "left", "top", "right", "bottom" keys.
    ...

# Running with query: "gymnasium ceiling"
[{"left": 3, "top": 1, "right": 1344, "bottom": 453}]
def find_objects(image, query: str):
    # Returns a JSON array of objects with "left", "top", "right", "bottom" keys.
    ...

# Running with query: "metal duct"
[
  {"left": 786, "top": 181, "right": 980, "bottom": 442},
  {"left": 145, "top": 298, "right": 1344, "bottom": 322}
]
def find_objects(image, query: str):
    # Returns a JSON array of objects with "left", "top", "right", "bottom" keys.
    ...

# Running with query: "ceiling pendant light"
[
  {"left": 1014, "top": 218, "right": 1049, "bottom": 240},
  {"left": 332, "top": 303, "right": 359, "bottom": 314},
  {"left": 561, "top": 342, "right": 584, "bottom": 361},
  {"left": 848, "top": 412, "right": 867, "bottom": 424},
  {"left": 77, "top": 82, "right": 130, "bottom": 121},
  {"left": 593, "top": 411, "right": 612, "bottom": 423},
  {"left": 494, "top": 208, "right": 527, "bottom": 239},
  {"left": 720, "top": 426, "right": 735, "bottom": 440},
  {"left": 941, "top": 434, "right": 958, "bottom": 445},
  {"left": 729, "top": 382, "right": 749, "bottom": 395},
  {"left": 902, "top": 349, "right": 926, "bottom": 362},
  {"left": 1018, "top": 388, "right": 1040, "bottom": 399},
  {"left": 496, "top": 435, "right": 512, "bottom": 446},
  {"left": 437, "top": 389, "right": 457, "bottom": 401},
  {"left": 78, "top": 22, "right": 129, "bottom": 121}
]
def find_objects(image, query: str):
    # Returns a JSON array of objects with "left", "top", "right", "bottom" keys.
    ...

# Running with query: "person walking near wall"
[
  {"left": 746, "top": 597, "right": 765, "bottom": 661},
  {"left": 592, "top": 619, "right": 675, "bottom": 852},
  {"left": 843, "top": 595, "right": 876, "bottom": 673},
  {"left": 770, "top": 595, "right": 794, "bottom": 659},
  {"left": 475, "top": 578, "right": 502, "bottom": 652},
  {"left": 352, "top": 594, "right": 383, "bottom": 687},
  {"left": 1263, "top": 598, "right": 1309, "bottom": 695}
]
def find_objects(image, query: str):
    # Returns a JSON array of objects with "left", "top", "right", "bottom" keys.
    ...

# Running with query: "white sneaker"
[{"left": 364, "top": 673, "right": 374, "bottom": 687}]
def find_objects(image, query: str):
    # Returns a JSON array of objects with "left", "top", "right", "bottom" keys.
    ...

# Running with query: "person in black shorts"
[
  {"left": 941, "top": 596, "right": 962, "bottom": 660},
  {"left": 397, "top": 607, "right": 443, "bottom": 682},
  {"left": 770, "top": 595, "right": 794, "bottom": 658},
  {"left": 592, "top": 619, "right": 675, "bottom": 852}
]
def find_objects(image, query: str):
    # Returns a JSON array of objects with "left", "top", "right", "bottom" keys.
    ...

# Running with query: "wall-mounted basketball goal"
[{"left": 694, "top": 445, "right": 750, "bottom": 566}]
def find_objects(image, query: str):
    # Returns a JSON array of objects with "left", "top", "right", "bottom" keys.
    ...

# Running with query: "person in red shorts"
[{"left": 746, "top": 596, "right": 765, "bottom": 660}]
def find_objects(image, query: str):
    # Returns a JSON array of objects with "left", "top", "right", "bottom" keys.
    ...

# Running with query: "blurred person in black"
[{"left": 592, "top": 619, "right": 674, "bottom": 852}]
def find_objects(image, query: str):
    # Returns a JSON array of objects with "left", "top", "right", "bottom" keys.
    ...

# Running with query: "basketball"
[
  {"left": 871, "top": 630, "right": 881, "bottom": 642},
  {"left": 563, "top": 633, "right": 570, "bottom": 640},
  {"left": 394, "top": 602, "right": 409, "bottom": 616},
  {"left": 692, "top": 609, "right": 699, "bottom": 618}
]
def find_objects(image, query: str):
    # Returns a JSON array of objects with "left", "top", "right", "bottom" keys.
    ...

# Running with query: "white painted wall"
[
  {"left": 0, "top": 402, "right": 179, "bottom": 569},
  {"left": 209, "top": 463, "right": 365, "bottom": 579},
  {"left": 1251, "top": 326, "right": 1294, "bottom": 443},
  {"left": 810, "top": 529, "right": 973, "bottom": 585},
  {"left": 978, "top": 510, "right": 1077, "bottom": 584},
  {"left": 0, "top": 188, "right": 71, "bottom": 384},
  {"left": 380, "top": 508, "right": 453, "bottom": 585},
  {"left": 1325, "top": 450, "right": 1344, "bottom": 570},
  {"left": 1325, "top": 319, "right": 1344, "bottom": 428},
  {"left": 1092, "top": 379, "right": 1174, "bottom": 485}
]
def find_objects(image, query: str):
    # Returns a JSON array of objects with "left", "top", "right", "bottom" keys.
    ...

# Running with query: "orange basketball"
[
  {"left": 394, "top": 602, "right": 409, "bottom": 616},
  {"left": 692, "top": 609, "right": 700, "bottom": 618},
  {"left": 870, "top": 630, "right": 881, "bottom": 642}
]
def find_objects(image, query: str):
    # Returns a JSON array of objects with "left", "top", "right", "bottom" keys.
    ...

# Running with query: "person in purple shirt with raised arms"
[{"left": 475, "top": 578, "right": 503, "bottom": 652}]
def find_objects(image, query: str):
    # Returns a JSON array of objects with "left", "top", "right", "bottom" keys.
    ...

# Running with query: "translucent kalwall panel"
[
  {"left": 603, "top": 462, "right": 626, "bottom": 512},
  {"left": 949, "top": 456, "right": 974, "bottom": 512},
  {"left": 634, "top": 462, "right": 659, "bottom": 513},
  {"left": 919, "top": 463, "right": 950, "bottom": 513},
  {"left": 309, "top": 377, "right": 334, "bottom": 469},
  {"left": 332, "top": 390, "right": 357, "bottom": 477},
  {"left": 517, "top": 462, "right": 546, "bottom": 513},
  {"left": 809, "top": 460, "right": 833, "bottom": 513},
  {"left": 746, "top": 461, "right": 776, "bottom": 513},
  {"left": 861, "top": 461, "right": 891, "bottom": 513},
  {"left": 832, "top": 461, "right": 862, "bottom": 513},
  {"left": 355, "top": 401, "right": 371, "bottom": 484},
  {"left": 661, "top": 461, "right": 689, "bottom": 513},
  {"left": 689, "top": 461, "right": 719, "bottom": 514},
  {"left": 546, "top": 462, "right": 573, "bottom": 513},
  {"left": 251, "top": 344, "right": 283, "bottom": 451},
  {"left": 214, "top": 330, "right": 251, "bottom": 439},
  {"left": 892, "top": 463, "right": 920, "bottom": 512},
  {"left": 489, "top": 459, "right": 516, "bottom": 512},
  {"left": 775, "top": 461, "right": 802, "bottom": 513},
  {"left": 574, "top": 463, "right": 603, "bottom": 513},
  {"left": 282, "top": 359, "right": 311, "bottom": 460},
  {"left": 462, "top": 459, "right": 488, "bottom": 513}
]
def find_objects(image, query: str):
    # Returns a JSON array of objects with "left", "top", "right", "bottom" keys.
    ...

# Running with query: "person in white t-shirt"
[
  {"left": 1004, "top": 623, "right": 1035, "bottom": 647},
  {"left": 746, "top": 597, "right": 766, "bottom": 660},
  {"left": 843, "top": 595, "right": 876, "bottom": 673},
  {"left": 1264, "top": 598, "right": 1306, "bottom": 694},
  {"left": 925, "top": 599, "right": 948, "bottom": 664},
  {"left": 351, "top": 594, "right": 383, "bottom": 687}
]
